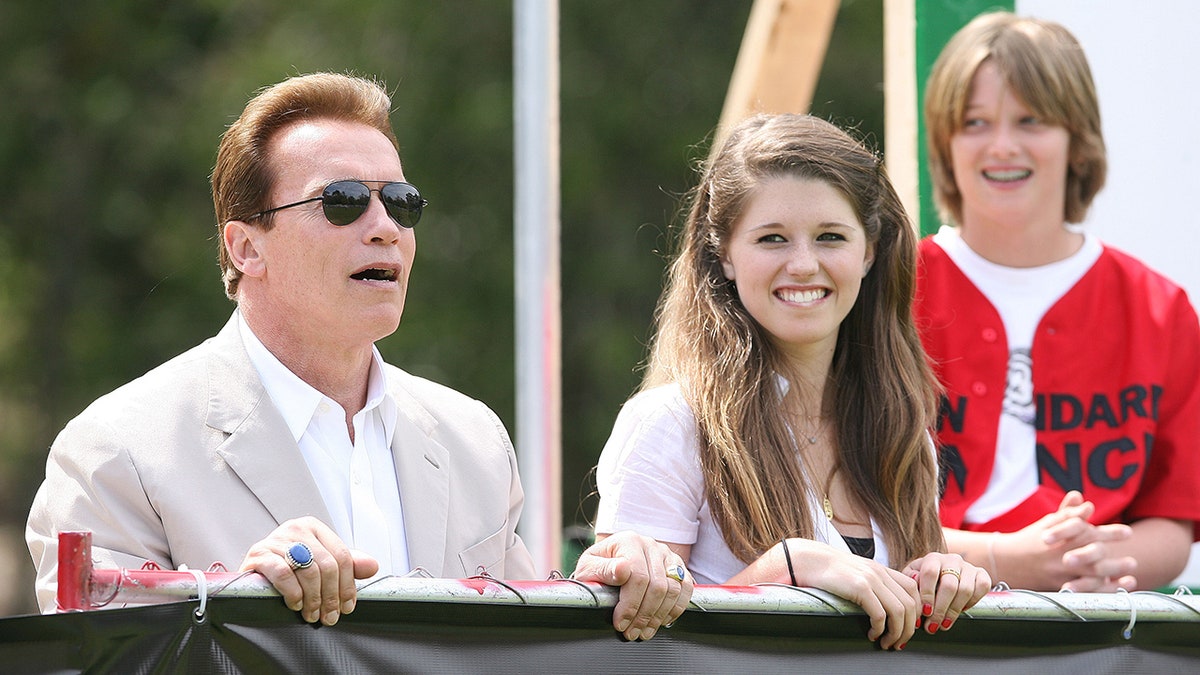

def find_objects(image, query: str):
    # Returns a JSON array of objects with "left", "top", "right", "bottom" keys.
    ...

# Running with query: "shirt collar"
[{"left": 237, "top": 311, "right": 397, "bottom": 443}]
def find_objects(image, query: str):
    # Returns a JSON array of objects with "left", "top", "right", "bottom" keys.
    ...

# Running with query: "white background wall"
[
  {"left": 1018, "top": 0, "right": 1200, "bottom": 587},
  {"left": 1020, "top": 0, "right": 1200, "bottom": 302}
]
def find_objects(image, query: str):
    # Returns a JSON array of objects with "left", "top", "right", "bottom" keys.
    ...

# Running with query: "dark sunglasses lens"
[
  {"left": 321, "top": 181, "right": 372, "bottom": 226},
  {"left": 381, "top": 182, "right": 426, "bottom": 228}
]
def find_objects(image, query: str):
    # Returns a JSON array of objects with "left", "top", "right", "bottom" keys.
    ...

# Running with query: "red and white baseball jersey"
[{"left": 916, "top": 237, "right": 1200, "bottom": 538}]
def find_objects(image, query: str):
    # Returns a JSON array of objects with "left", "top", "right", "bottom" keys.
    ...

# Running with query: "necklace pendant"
[{"left": 823, "top": 495, "right": 834, "bottom": 521}]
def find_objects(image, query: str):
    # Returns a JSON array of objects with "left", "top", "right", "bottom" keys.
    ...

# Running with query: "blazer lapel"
[
  {"left": 390, "top": 378, "right": 450, "bottom": 575},
  {"left": 206, "top": 315, "right": 334, "bottom": 527}
]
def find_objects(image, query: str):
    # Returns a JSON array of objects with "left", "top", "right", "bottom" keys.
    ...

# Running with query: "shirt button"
[
  {"left": 981, "top": 328, "right": 998, "bottom": 342},
  {"left": 972, "top": 382, "right": 987, "bottom": 396}
]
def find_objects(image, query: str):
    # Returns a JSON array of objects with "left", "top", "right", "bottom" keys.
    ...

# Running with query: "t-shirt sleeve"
[{"left": 594, "top": 387, "right": 706, "bottom": 546}]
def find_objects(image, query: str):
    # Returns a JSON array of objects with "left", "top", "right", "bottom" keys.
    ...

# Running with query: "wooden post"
[
  {"left": 883, "top": 0, "right": 919, "bottom": 225},
  {"left": 716, "top": 0, "right": 840, "bottom": 148}
]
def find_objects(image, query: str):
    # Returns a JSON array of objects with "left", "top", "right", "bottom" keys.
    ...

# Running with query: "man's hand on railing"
[{"left": 239, "top": 516, "right": 379, "bottom": 626}]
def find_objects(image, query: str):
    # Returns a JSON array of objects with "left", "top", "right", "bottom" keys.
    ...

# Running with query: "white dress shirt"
[{"left": 238, "top": 312, "right": 410, "bottom": 575}]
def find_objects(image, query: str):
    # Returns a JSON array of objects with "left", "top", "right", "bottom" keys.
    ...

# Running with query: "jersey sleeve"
[{"left": 1126, "top": 290, "right": 1200, "bottom": 537}]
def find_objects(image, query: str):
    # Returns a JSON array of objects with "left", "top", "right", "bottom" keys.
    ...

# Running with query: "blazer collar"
[
  {"left": 206, "top": 314, "right": 336, "bottom": 527},
  {"left": 204, "top": 312, "right": 454, "bottom": 575}
]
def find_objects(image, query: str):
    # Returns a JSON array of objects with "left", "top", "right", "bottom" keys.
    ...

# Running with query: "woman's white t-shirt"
[{"left": 595, "top": 383, "right": 889, "bottom": 585}]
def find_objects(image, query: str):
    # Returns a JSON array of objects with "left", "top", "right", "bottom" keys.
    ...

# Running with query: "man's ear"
[{"left": 223, "top": 220, "right": 266, "bottom": 278}]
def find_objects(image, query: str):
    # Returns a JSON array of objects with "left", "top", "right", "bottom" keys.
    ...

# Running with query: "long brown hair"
[{"left": 643, "top": 114, "right": 943, "bottom": 566}]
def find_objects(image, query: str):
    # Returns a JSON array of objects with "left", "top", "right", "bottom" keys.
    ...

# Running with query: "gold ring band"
[
  {"left": 939, "top": 568, "right": 961, "bottom": 579},
  {"left": 667, "top": 564, "right": 686, "bottom": 583}
]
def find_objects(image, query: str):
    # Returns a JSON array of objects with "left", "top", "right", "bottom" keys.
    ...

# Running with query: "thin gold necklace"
[
  {"left": 822, "top": 469, "right": 838, "bottom": 522},
  {"left": 822, "top": 473, "right": 868, "bottom": 527}
]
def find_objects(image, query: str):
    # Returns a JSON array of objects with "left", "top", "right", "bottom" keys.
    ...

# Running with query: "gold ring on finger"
[
  {"left": 939, "top": 568, "right": 961, "bottom": 579},
  {"left": 667, "top": 564, "right": 687, "bottom": 583}
]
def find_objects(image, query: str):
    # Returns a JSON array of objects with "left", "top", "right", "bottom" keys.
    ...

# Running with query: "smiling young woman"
[{"left": 594, "top": 113, "right": 991, "bottom": 652}]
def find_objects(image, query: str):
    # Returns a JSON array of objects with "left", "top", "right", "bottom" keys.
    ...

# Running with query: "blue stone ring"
[
  {"left": 667, "top": 564, "right": 686, "bottom": 583},
  {"left": 285, "top": 542, "right": 314, "bottom": 570}
]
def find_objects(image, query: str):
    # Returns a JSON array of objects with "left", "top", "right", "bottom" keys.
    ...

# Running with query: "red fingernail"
[
  {"left": 927, "top": 622, "right": 938, "bottom": 634},
  {"left": 898, "top": 643, "right": 907, "bottom": 651},
  {"left": 922, "top": 603, "right": 932, "bottom": 616},
  {"left": 915, "top": 617, "right": 923, "bottom": 629},
  {"left": 941, "top": 618, "right": 952, "bottom": 629}
]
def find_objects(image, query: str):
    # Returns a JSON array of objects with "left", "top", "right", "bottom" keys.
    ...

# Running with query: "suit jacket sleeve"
[{"left": 25, "top": 317, "right": 330, "bottom": 613}]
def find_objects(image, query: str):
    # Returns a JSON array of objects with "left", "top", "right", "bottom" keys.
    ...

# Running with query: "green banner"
[{"left": 913, "top": 0, "right": 1015, "bottom": 236}]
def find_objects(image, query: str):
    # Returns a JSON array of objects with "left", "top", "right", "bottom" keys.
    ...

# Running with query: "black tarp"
[{"left": 1, "top": 596, "right": 1197, "bottom": 674}]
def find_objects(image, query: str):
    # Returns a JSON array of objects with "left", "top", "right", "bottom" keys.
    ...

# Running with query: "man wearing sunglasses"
[{"left": 26, "top": 72, "right": 691, "bottom": 641}]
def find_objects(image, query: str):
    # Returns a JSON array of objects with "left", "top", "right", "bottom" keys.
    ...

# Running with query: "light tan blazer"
[{"left": 26, "top": 314, "right": 536, "bottom": 612}]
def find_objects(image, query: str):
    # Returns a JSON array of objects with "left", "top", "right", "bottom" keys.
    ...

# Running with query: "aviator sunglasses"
[{"left": 248, "top": 180, "right": 428, "bottom": 228}]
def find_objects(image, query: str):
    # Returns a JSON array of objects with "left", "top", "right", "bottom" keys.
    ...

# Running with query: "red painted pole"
[{"left": 57, "top": 531, "right": 94, "bottom": 611}]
